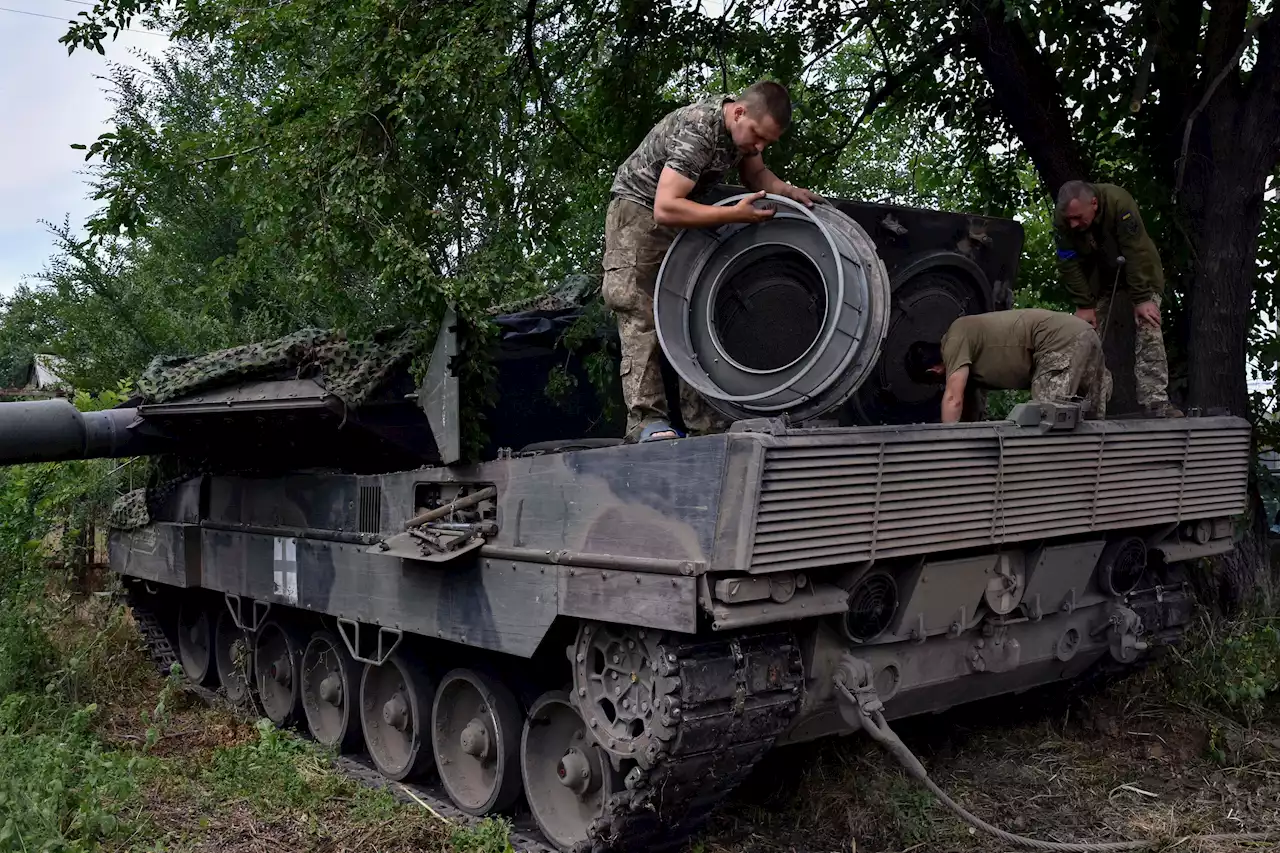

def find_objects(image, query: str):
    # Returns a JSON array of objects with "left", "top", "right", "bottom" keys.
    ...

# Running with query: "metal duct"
[{"left": 654, "top": 193, "right": 892, "bottom": 422}]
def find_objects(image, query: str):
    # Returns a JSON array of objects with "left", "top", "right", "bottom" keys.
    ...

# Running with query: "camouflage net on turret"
[
  {"left": 110, "top": 489, "right": 150, "bottom": 530},
  {"left": 109, "top": 278, "right": 610, "bottom": 532},
  {"left": 136, "top": 326, "right": 421, "bottom": 407}
]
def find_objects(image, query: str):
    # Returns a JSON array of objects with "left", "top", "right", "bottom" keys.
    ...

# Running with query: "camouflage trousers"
[
  {"left": 601, "top": 197, "right": 730, "bottom": 441},
  {"left": 1030, "top": 329, "right": 1113, "bottom": 419},
  {"left": 1096, "top": 291, "right": 1170, "bottom": 407}
]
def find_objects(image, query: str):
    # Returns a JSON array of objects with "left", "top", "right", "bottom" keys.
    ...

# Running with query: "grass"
[
  {"left": 0, "top": 585, "right": 515, "bottom": 853},
  {"left": 7, "top": 585, "right": 1280, "bottom": 853},
  {"left": 705, "top": 664, "right": 1280, "bottom": 853}
]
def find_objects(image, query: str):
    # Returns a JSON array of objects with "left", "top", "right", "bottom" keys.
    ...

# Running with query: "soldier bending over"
[
  {"left": 1053, "top": 180, "right": 1182, "bottom": 418},
  {"left": 603, "top": 80, "right": 818, "bottom": 442},
  {"left": 907, "top": 308, "right": 1112, "bottom": 423}
]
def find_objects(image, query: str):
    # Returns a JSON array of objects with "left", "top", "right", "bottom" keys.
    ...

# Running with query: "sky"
[{"left": 0, "top": 1, "right": 168, "bottom": 297}]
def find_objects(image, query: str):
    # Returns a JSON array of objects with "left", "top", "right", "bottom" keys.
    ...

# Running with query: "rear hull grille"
[{"left": 747, "top": 421, "right": 1251, "bottom": 572}]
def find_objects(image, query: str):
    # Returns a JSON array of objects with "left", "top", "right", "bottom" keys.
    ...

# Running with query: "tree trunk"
[
  {"left": 1176, "top": 89, "right": 1277, "bottom": 416},
  {"left": 1181, "top": 181, "right": 1265, "bottom": 416},
  {"left": 964, "top": 4, "right": 1090, "bottom": 197}
]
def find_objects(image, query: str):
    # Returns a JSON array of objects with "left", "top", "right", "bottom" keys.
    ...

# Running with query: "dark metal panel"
[
  {"left": 207, "top": 474, "right": 362, "bottom": 533},
  {"left": 200, "top": 529, "right": 558, "bottom": 657},
  {"left": 111, "top": 522, "right": 200, "bottom": 587},
  {"left": 150, "top": 475, "right": 204, "bottom": 524},
  {"left": 557, "top": 567, "right": 696, "bottom": 633},
  {"left": 419, "top": 436, "right": 730, "bottom": 566}
]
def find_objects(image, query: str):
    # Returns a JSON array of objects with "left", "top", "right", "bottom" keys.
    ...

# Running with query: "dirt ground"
[{"left": 706, "top": 673, "right": 1280, "bottom": 853}]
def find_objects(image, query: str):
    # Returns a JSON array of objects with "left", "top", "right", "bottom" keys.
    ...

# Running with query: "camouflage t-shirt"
[
  {"left": 610, "top": 97, "right": 743, "bottom": 208},
  {"left": 941, "top": 309, "right": 1091, "bottom": 390}
]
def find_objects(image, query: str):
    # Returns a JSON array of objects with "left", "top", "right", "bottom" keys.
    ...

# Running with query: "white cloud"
[{"left": 0, "top": 1, "right": 168, "bottom": 296}]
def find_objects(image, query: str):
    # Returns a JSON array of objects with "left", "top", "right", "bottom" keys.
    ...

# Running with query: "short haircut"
[
  {"left": 906, "top": 340, "right": 944, "bottom": 383},
  {"left": 739, "top": 80, "right": 792, "bottom": 129},
  {"left": 1056, "top": 180, "right": 1097, "bottom": 213}
]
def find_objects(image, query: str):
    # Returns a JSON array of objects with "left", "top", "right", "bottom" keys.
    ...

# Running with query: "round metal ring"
[{"left": 654, "top": 192, "right": 890, "bottom": 422}]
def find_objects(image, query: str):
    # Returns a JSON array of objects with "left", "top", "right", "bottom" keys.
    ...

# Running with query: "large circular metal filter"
[{"left": 654, "top": 193, "right": 891, "bottom": 422}]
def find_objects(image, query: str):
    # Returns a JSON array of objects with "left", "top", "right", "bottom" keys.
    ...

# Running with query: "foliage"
[
  {"left": 0, "top": 697, "right": 145, "bottom": 852},
  {"left": 1168, "top": 615, "right": 1280, "bottom": 723},
  {"left": 449, "top": 817, "right": 517, "bottom": 853}
]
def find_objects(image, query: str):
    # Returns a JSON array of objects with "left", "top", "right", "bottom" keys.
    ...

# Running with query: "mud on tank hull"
[{"left": 109, "top": 409, "right": 1249, "bottom": 852}]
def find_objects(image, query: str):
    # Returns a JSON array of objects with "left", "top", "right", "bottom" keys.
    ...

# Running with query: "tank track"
[
  {"left": 579, "top": 630, "right": 805, "bottom": 853},
  {"left": 124, "top": 589, "right": 801, "bottom": 853},
  {"left": 127, "top": 588, "right": 180, "bottom": 676}
]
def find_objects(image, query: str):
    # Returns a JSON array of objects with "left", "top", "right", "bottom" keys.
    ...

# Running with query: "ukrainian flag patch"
[{"left": 1056, "top": 248, "right": 1077, "bottom": 259}]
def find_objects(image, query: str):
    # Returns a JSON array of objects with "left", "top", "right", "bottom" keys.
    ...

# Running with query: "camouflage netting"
[
  {"left": 136, "top": 326, "right": 421, "bottom": 407},
  {"left": 136, "top": 276, "right": 602, "bottom": 408},
  {"left": 110, "top": 488, "right": 150, "bottom": 530},
  {"left": 109, "top": 277, "right": 613, "bottom": 532}
]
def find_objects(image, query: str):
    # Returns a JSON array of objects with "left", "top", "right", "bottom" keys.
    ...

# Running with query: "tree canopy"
[{"left": 0, "top": 0, "right": 1273, "bottom": 426}]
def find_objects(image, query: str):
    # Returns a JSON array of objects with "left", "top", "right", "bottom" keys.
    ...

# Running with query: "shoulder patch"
[
  {"left": 1120, "top": 210, "right": 1139, "bottom": 235},
  {"left": 1056, "top": 248, "right": 1077, "bottom": 260}
]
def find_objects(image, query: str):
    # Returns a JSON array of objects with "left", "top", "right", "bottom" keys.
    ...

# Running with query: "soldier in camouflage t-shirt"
[{"left": 601, "top": 80, "right": 818, "bottom": 442}]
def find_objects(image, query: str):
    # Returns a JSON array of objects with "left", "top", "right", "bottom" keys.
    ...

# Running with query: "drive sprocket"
[{"left": 570, "top": 622, "right": 677, "bottom": 769}]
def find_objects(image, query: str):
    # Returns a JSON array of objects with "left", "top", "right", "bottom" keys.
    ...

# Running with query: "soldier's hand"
[
  {"left": 1075, "top": 307, "right": 1098, "bottom": 329},
  {"left": 1134, "top": 301, "right": 1161, "bottom": 327},
  {"left": 781, "top": 184, "right": 821, "bottom": 207},
  {"left": 732, "top": 191, "right": 776, "bottom": 223}
]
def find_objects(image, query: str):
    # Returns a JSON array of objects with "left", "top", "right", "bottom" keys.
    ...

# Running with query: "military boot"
[{"left": 1144, "top": 401, "right": 1184, "bottom": 418}]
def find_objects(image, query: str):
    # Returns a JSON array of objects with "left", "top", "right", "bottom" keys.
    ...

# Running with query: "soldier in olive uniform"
[
  {"left": 603, "top": 80, "right": 818, "bottom": 442},
  {"left": 1053, "top": 180, "right": 1182, "bottom": 418},
  {"left": 906, "top": 308, "right": 1112, "bottom": 423}
]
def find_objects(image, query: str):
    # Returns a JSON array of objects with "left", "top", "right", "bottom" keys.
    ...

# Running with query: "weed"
[
  {"left": 1165, "top": 613, "right": 1280, "bottom": 721},
  {"left": 884, "top": 774, "right": 937, "bottom": 845},
  {"left": 0, "top": 694, "right": 149, "bottom": 851},
  {"left": 450, "top": 817, "right": 516, "bottom": 853}
]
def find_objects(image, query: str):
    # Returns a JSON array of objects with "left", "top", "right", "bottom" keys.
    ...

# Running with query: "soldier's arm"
[
  {"left": 739, "top": 156, "right": 818, "bottom": 206},
  {"left": 654, "top": 123, "right": 775, "bottom": 228},
  {"left": 941, "top": 366, "right": 970, "bottom": 424},
  {"left": 654, "top": 169, "right": 771, "bottom": 228},
  {"left": 1054, "top": 228, "right": 1094, "bottom": 308},
  {"left": 1113, "top": 193, "right": 1164, "bottom": 305}
]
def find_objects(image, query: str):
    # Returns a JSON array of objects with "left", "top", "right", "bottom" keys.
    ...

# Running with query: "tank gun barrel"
[{"left": 0, "top": 399, "right": 168, "bottom": 465}]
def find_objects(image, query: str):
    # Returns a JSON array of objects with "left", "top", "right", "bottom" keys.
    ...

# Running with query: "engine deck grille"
[{"left": 748, "top": 420, "right": 1250, "bottom": 572}]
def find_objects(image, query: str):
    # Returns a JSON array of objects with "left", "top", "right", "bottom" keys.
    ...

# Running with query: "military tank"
[{"left": 0, "top": 190, "right": 1250, "bottom": 853}]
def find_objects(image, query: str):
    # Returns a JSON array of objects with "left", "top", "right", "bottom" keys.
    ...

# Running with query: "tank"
[{"left": 0, "top": 189, "right": 1251, "bottom": 853}]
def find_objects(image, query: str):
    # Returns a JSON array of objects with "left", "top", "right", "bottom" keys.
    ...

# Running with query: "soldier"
[
  {"left": 1053, "top": 180, "right": 1183, "bottom": 417},
  {"left": 603, "top": 80, "right": 819, "bottom": 442},
  {"left": 906, "top": 308, "right": 1112, "bottom": 423}
]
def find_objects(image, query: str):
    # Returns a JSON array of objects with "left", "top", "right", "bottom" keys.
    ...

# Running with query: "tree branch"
[
  {"left": 964, "top": 1, "right": 1089, "bottom": 196},
  {"left": 185, "top": 143, "right": 266, "bottom": 167},
  {"left": 523, "top": 0, "right": 601, "bottom": 160},
  {"left": 1175, "top": 14, "right": 1268, "bottom": 201},
  {"left": 1204, "top": 0, "right": 1249, "bottom": 77},
  {"left": 858, "top": 32, "right": 962, "bottom": 121}
]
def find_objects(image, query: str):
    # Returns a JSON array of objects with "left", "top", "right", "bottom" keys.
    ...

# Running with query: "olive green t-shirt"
[{"left": 940, "top": 309, "right": 1090, "bottom": 389}]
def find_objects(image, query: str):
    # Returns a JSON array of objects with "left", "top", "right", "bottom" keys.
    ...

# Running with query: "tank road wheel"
[
  {"left": 521, "top": 690, "right": 616, "bottom": 851},
  {"left": 360, "top": 651, "right": 437, "bottom": 781},
  {"left": 176, "top": 601, "right": 218, "bottom": 686},
  {"left": 214, "top": 608, "right": 253, "bottom": 705},
  {"left": 254, "top": 619, "right": 306, "bottom": 727},
  {"left": 432, "top": 668, "right": 524, "bottom": 816},
  {"left": 301, "top": 630, "right": 363, "bottom": 753}
]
